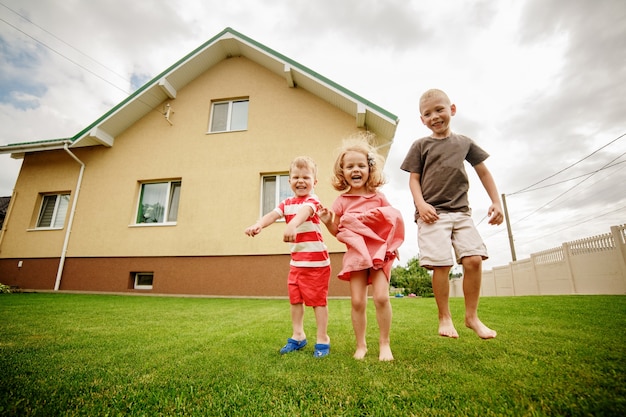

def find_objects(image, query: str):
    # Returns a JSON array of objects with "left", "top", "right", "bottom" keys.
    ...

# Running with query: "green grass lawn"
[{"left": 0, "top": 293, "right": 624, "bottom": 416}]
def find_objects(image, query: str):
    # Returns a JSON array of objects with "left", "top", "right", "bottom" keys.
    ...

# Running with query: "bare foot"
[
  {"left": 465, "top": 318, "right": 497, "bottom": 339},
  {"left": 379, "top": 343, "right": 394, "bottom": 361},
  {"left": 353, "top": 346, "right": 368, "bottom": 360},
  {"left": 438, "top": 318, "right": 459, "bottom": 338}
]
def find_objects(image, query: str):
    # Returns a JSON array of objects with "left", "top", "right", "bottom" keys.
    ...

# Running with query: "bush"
[
  {"left": 0, "top": 283, "right": 12, "bottom": 294},
  {"left": 390, "top": 257, "right": 433, "bottom": 297}
]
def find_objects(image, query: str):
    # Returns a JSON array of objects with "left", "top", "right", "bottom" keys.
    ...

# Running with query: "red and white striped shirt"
[{"left": 275, "top": 195, "right": 330, "bottom": 268}]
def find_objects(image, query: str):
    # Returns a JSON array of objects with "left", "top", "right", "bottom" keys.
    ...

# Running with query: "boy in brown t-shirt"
[{"left": 400, "top": 89, "right": 503, "bottom": 339}]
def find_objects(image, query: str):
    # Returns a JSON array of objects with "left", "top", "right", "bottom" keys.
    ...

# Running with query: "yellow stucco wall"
[{"left": 1, "top": 56, "right": 382, "bottom": 259}]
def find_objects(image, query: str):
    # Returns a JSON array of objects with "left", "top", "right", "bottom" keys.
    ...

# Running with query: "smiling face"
[
  {"left": 341, "top": 150, "right": 370, "bottom": 194},
  {"left": 419, "top": 91, "right": 456, "bottom": 139},
  {"left": 289, "top": 165, "right": 316, "bottom": 197}
]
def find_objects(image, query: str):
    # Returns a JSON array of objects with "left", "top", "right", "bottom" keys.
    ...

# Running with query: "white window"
[
  {"left": 36, "top": 193, "right": 70, "bottom": 229},
  {"left": 134, "top": 272, "right": 153, "bottom": 290},
  {"left": 261, "top": 174, "right": 291, "bottom": 217},
  {"left": 136, "top": 181, "right": 181, "bottom": 225},
  {"left": 209, "top": 99, "right": 249, "bottom": 133}
]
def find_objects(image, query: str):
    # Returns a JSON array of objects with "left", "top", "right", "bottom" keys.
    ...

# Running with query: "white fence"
[{"left": 450, "top": 224, "right": 626, "bottom": 297}]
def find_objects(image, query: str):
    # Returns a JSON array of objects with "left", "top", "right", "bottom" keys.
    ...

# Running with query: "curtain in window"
[
  {"left": 139, "top": 183, "right": 167, "bottom": 223},
  {"left": 230, "top": 100, "right": 249, "bottom": 131},
  {"left": 210, "top": 102, "right": 229, "bottom": 132},
  {"left": 167, "top": 182, "right": 181, "bottom": 222},
  {"left": 262, "top": 177, "right": 276, "bottom": 215}
]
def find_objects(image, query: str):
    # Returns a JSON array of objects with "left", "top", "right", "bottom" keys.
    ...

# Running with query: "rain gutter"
[{"left": 54, "top": 142, "right": 85, "bottom": 291}]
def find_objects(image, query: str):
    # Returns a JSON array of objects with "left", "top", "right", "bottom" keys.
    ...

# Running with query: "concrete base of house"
[{"left": 0, "top": 253, "right": 352, "bottom": 297}]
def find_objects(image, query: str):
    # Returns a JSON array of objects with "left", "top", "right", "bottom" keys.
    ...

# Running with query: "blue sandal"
[
  {"left": 280, "top": 338, "right": 307, "bottom": 354},
  {"left": 313, "top": 343, "right": 330, "bottom": 358}
]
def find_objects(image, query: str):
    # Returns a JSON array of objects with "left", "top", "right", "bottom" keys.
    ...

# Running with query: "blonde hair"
[
  {"left": 290, "top": 156, "right": 318, "bottom": 178},
  {"left": 331, "top": 132, "right": 386, "bottom": 192}
]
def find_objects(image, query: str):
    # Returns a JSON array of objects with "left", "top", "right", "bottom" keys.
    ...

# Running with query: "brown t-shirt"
[{"left": 400, "top": 133, "right": 489, "bottom": 218}]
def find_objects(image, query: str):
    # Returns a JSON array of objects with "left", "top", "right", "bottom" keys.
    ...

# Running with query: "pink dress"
[{"left": 332, "top": 193, "right": 404, "bottom": 281}]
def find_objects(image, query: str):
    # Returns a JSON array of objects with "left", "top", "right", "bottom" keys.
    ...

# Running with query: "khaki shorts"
[{"left": 417, "top": 211, "right": 488, "bottom": 268}]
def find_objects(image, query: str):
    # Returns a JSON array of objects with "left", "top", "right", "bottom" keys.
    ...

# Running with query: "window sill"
[
  {"left": 205, "top": 128, "right": 248, "bottom": 135},
  {"left": 129, "top": 223, "right": 177, "bottom": 228}
]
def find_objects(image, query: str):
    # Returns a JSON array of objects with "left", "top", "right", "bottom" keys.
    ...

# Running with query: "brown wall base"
[{"left": 0, "top": 254, "right": 351, "bottom": 297}]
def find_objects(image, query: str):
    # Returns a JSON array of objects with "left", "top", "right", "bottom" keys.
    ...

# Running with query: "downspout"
[{"left": 54, "top": 142, "right": 85, "bottom": 291}]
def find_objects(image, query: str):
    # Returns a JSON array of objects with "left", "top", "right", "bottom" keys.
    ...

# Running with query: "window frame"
[
  {"left": 133, "top": 272, "right": 153, "bottom": 290},
  {"left": 208, "top": 98, "right": 249, "bottom": 133},
  {"left": 35, "top": 193, "right": 70, "bottom": 230},
  {"left": 134, "top": 180, "right": 182, "bottom": 226},
  {"left": 260, "top": 173, "right": 291, "bottom": 219}
]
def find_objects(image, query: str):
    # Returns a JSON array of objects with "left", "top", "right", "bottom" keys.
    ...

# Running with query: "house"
[{"left": 0, "top": 27, "right": 399, "bottom": 297}]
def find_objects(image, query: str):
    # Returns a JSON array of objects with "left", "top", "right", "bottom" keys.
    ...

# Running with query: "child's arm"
[
  {"left": 408, "top": 172, "right": 439, "bottom": 223},
  {"left": 283, "top": 205, "right": 314, "bottom": 242},
  {"left": 474, "top": 162, "right": 504, "bottom": 226},
  {"left": 319, "top": 207, "right": 339, "bottom": 236},
  {"left": 245, "top": 210, "right": 282, "bottom": 237}
]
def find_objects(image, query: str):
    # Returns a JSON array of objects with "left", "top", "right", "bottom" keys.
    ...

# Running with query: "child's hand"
[
  {"left": 245, "top": 223, "right": 262, "bottom": 237},
  {"left": 283, "top": 224, "right": 297, "bottom": 242},
  {"left": 318, "top": 207, "right": 334, "bottom": 224},
  {"left": 417, "top": 203, "right": 439, "bottom": 224},
  {"left": 487, "top": 203, "right": 504, "bottom": 226}
]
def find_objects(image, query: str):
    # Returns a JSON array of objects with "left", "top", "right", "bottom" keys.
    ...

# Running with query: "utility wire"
[
  {"left": 510, "top": 150, "right": 626, "bottom": 227},
  {"left": 0, "top": 16, "right": 132, "bottom": 95},
  {"left": 0, "top": 2, "right": 130, "bottom": 85},
  {"left": 507, "top": 132, "right": 625, "bottom": 196},
  {"left": 513, "top": 159, "right": 626, "bottom": 194}
]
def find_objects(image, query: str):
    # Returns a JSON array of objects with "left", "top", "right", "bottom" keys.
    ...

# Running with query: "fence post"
[
  {"left": 562, "top": 242, "right": 577, "bottom": 294},
  {"left": 610, "top": 225, "right": 626, "bottom": 286}
]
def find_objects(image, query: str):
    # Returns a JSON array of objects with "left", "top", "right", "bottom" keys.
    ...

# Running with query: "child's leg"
[
  {"left": 371, "top": 270, "right": 394, "bottom": 361},
  {"left": 461, "top": 255, "right": 497, "bottom": 339},
  {"left": 349, "top": 271, "right": 369, "bottom": 359},
  {"left": 313, "top": 305, "right": 330, "bottom": 345},
  {"left": 431, "top": 265, "right": 458, "bottom": 338},
  {"left": 290, "top": 303, "right": 306, "bottom": 341}
]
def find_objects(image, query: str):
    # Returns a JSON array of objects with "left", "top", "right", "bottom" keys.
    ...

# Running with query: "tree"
[{"left": 390, "top": 256, "right": 433, "bottom": 297}]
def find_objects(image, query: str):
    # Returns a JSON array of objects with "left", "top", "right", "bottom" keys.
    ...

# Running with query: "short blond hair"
[
  {"left": 290, "top": 156, "right": 318, "bottom": 178},
  {"left": 419, "top": 88, "right": 451, "bottom": 112},
  {"left": 331, "top": 132, "right": 386, "bottom": 192}
]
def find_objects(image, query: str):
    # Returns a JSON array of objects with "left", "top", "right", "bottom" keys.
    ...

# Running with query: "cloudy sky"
[{"left": 1, "top": 0, "right": 625, "bottom": 270}]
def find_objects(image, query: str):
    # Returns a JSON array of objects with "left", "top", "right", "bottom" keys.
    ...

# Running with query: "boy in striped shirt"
[{"left": 245, "top": 156, "right": 331, "bottom": 357}]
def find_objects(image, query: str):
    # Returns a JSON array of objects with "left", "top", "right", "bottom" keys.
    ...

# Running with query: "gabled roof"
[{"left": 0, "top": 27, "right": 399, "bottom": 158}]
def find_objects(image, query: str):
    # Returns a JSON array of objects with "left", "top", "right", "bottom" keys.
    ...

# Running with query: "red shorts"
[{"left": 288, "top": 265, "right": 331, "bottom": 307}]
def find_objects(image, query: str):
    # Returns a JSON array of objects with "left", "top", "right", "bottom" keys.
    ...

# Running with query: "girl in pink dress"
[{"left": 320, "top": 135, "right": 404, "bottom": 361}]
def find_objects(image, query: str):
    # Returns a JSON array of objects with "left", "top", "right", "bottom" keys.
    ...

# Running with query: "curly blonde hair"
[{"left": 331, "top": 132, "right": 386, "bottom": 192}]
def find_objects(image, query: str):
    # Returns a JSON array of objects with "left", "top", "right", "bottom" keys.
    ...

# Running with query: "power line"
[
  {"left": 510, "top": 149, "right": 626, "bottom": 227},
  {"left": 0, "top": 15, "right": 132, "bottom": 96},
  {"left": 0, "top": 2, "right": 130, "bottom": 85},
  {"left": 512, "top": 159, "right": 626, "bottom": 194},
  {"left": 507, "top": 132, "right": 625, "bottom": 196}
]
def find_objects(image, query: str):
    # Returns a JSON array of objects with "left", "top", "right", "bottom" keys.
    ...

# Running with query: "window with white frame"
[
  {"left": 136, "top": 181, "right": 181, "bottom": 225},
  {"left": 208, "top": 99, "right": 249, "bottom": 133},
  {"left": 133, "top": 272, "right": 153, "bottom": 290},
  {"left": 36, "top": 193, "right": 70, "bottom": 229},
  {"left": 261, "top": 174, "right": 292, "bottom": 217}
]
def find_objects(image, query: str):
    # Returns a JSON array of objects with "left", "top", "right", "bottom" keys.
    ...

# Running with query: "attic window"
[{"left": 208, "top": 99, "right": 249, "bottom": 133}]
